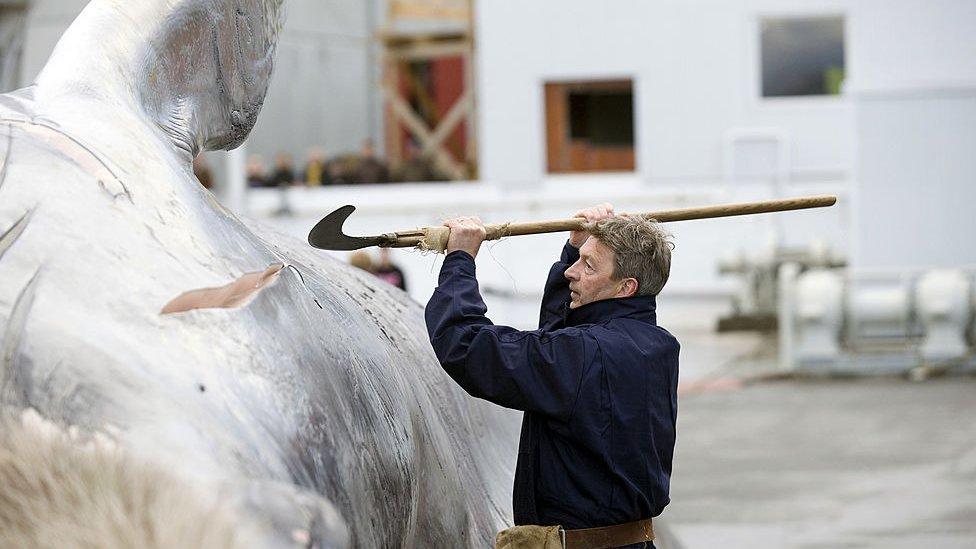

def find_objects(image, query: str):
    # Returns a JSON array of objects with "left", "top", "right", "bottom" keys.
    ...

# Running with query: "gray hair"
[{"left": 584, "top": 216, "right": 674, "bottom": 297}]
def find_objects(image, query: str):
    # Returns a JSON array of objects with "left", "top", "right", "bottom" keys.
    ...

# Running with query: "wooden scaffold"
[{"left": 380, "top": 0, "right": 476, "bottom": 181}]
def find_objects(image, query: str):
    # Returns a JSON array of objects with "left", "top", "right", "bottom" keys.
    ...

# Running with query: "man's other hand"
[
  {"left": 445, "top": 216, "right": 487, "bottom": 258},
  {"left": 569, "top": 203, "right": 615, "bottom": 248}
]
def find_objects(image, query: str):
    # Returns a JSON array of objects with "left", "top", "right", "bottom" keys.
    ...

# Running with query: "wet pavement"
[
  {"left": 644, "top": 296, "right": 976, "bottom": 548},
  {"left": 660, "top": 341, "right": 976, "bottom": 548}
]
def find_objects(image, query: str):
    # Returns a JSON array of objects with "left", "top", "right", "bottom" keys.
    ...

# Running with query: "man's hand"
[
  {"left": 444, "top": 216, "right": 487, "bottom": 258},
  {"left": 569, "top": 203, "right": 615, "bottom": 248}
]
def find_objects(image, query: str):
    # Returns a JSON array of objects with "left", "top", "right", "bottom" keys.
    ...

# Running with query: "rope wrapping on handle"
[
  {"left": 417, "top": 222, "right": 514, "bottom": 253},
  {"left": 485, "top": 222, "right": 512, "bottom": 242},
  {"left": 418, "top": 226, "right": 450, "bottom": 253}
]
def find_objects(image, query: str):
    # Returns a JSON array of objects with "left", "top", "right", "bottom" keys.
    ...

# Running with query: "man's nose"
[{"left": 565, "top": 262, "right": 579, "bottom": 281}]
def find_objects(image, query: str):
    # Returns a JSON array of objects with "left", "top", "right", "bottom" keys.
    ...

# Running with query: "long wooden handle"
[{"left": 394, "top": 195, "right": 837, "bottom": 250}]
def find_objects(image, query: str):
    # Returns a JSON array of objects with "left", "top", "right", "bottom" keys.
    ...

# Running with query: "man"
[
  {"left": 268, "top": 153, "right": 297, "bottom": 188},
  {"left": 268, "top": 153, "right": 296, "bottom": 216},
  {"left": 302, "top": 147, "right": 332, "bottom": 187},
  {"left": 425, "top": 204, "right": 679, "bottom": 549},
  {"left": 245, "top": 154, "right": 268, "bottom": 188},
  {"left": 374, "top": 248, "right": 408, "bottom": 291},
  {"left": 353, "top": 139, "right": 390, "bottom": 184},
  {"left": 393, "top": 140, "right": 447, "bottom": 183}
]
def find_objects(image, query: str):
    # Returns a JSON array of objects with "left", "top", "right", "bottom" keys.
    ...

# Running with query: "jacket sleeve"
[
  {"left": 538, "top": 242, "right": 580, "bottom": 331},
  {"left": 425, "top": 251, "right": 591, "bottom": 419}
]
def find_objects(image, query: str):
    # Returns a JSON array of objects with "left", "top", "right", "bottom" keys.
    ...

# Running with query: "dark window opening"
[
  {"left": 568, "top": 91, "right": 635, "bottom": 146},
  {"left": 546, "top": 80, "right": 635, "bottom": 173},
  {"left": 761, "top": 16, "right": 845, "bottom": 98}
]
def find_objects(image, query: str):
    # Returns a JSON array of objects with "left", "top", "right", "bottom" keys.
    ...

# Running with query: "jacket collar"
[{"left": 565, "top": 295, "right": 657, "bottom": 327}]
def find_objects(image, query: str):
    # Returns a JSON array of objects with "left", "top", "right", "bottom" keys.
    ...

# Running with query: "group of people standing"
[
  {"left": 190, "top": 139, "right": 451, "bottom": 192},
  {"left": 247, "top": 139, "right": 449, "bottom": 189}
]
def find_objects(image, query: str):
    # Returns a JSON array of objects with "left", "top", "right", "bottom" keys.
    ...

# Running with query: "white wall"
[
  {"left": 476, "top": 0, "right": 976, "bottom": 273},
  {"left": 476, "top": 0, "right": 854, "bottom": 186},
  {"left": 847, "top": 0, "right": 976, "bottom": 268},
  {"left": 847, "top": 0, "right": 976, "bottom": 91},
  {"left": 854, "top": 96, "right": 976, "bottom": 268}
]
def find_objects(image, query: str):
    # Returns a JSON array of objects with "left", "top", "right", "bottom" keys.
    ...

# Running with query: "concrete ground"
[
  {"left": 659, "top": 323, "right": 976, "bottom": 548},
  {"left": 475, "top": 295, "right": 976, "bottom": 547}
]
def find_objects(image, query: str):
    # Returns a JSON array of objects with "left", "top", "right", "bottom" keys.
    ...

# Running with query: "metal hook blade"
[{"left": 308, "top": 205, "right": 386, "bottom": 251}]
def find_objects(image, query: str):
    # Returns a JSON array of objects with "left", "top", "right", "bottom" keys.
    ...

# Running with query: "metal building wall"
[
  {"left": 247, "top": 0, "right": 384, "bottom": 162},
  {"left": 847, "top": 0, "right": 976, "bottom": 268}
]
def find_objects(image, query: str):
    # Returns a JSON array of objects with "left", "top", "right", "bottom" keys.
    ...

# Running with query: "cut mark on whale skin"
[
  {"left": 0, "top": 117, "right": 131, "bottom": 203},
  {"left": 2, "top": 269, "right": 40, "bottom": 408},
  {"left": 0, "top": 208, "right": 33, "bottom": 262},
  {"left": 0, "top": 123, "right": 12, "bottom": 192},
  {"left": 161, "top": 263, "right": 283, "bottom": 314},
  {"left": 286, "top": 265, "right": 323, "bottom": 310}
]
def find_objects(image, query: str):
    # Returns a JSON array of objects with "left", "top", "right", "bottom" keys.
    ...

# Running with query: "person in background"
[
  {"left": 393, "top": 140, "right": 447, "bottom": 183},
  {"left": 268, "top": 153, "right": 297, "bottom": 189},
  {"left": 353, "top": 139, "right": 390, "bottom": 185},
  {"left": 303, "top": 147, "right": 332, "bottom": 187},
  {"left": 269, "top": 153, "right": 297, "bottom": 216},
  {"left": 246, "top": 155, "right": 268, "bottom": 188},
  {"left": 373, "top": 248, "right": 407, "bottom": 292},
  {"left": 193, "top": 155, "right": 214, "bottom": 189},
  {"left": 348, "top": 251, "right": 374, "bottom": 274}
]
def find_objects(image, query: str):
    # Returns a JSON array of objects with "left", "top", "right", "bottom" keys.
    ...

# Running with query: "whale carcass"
[{"left": 0, "top": 1, "right": 519, "bottom": 546}]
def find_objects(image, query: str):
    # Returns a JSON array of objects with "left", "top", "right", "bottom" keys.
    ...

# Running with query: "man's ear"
[{"left": 616, "top": 278, "right": 639, "bottom": 298}]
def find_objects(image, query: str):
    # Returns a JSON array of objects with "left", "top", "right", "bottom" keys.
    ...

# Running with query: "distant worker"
[
  {"left": 348, "top": 250, "right": 374, "bottom": 274},
  {"left": 246, "top": 155, "right": 268, "bottom": 188},
  {"left": 269, "top": 153, "right": 296, "bottom": 216},
  {"left": 393, "top": 140, "right": 447, "bottom": 183},
  {"left": 302, "top": 147, "right": 332, "bottom": 187},
  {"left": 425, "top": 204, "right": 678, "bottom": 549},
  {"left": 373, "top": 248, "right": 407, "bottom": 291},
  {"left": 353, "top": 139, "right": 390, "bottom": 184},
  {"left": 268, "top": 153, "right": 297, "bottom": 189}
]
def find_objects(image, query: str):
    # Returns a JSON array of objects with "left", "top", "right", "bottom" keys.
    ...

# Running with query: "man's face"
[{"left": 564, "top": 237, "right": 631, "bottom": 309}]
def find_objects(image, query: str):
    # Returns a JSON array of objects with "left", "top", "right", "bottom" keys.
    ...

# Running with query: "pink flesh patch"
[{"left": 161, "top": 264, "right": 284, "bottom": 314}]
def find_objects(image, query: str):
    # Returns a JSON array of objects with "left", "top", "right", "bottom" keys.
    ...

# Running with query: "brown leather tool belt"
[{"left": 563, "top": 518, "right": 654, "bottom": 549}]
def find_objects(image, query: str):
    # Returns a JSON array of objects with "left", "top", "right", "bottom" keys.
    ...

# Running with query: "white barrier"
[
  {"left": 780, "top": 265, "right": 976, "bottom": 374},
  {"left": 918, "top": 270, "right": 972, "bottom": 361}
]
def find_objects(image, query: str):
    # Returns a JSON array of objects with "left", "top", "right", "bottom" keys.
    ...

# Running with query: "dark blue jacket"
[{"left": 425, "top": 243, "right": 680, "bottom": 530}]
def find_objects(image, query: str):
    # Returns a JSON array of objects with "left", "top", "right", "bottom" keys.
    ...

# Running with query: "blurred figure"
[
  {"left": 246, "top": 155, "right": 268, "bottom": 188},
  {"left": 268, "top": 153, "right": 297, "bottom": 188},
  {"left": 302, "top": 147, "right": 332, "bottom": 187},
  {"left": 328, "top": 156, "right": 354, "bottom": 185},
  {"left": 193, "top": 155, "right": 214, "bottom": 189},
  {"left": 269, "top": 153, "right": 296, "bottom": 217},
  {"left": 353, "top": 139, "right": 390, "bottom": 184},
  {"left": 373, "top": 248, "right": 407, "bottom": 291},
  {"left": 393, "top": 140, "right": 447, "bottom": 183},
  {"left": 348, "top": 251, "right": 374, "bottom": 273}
]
